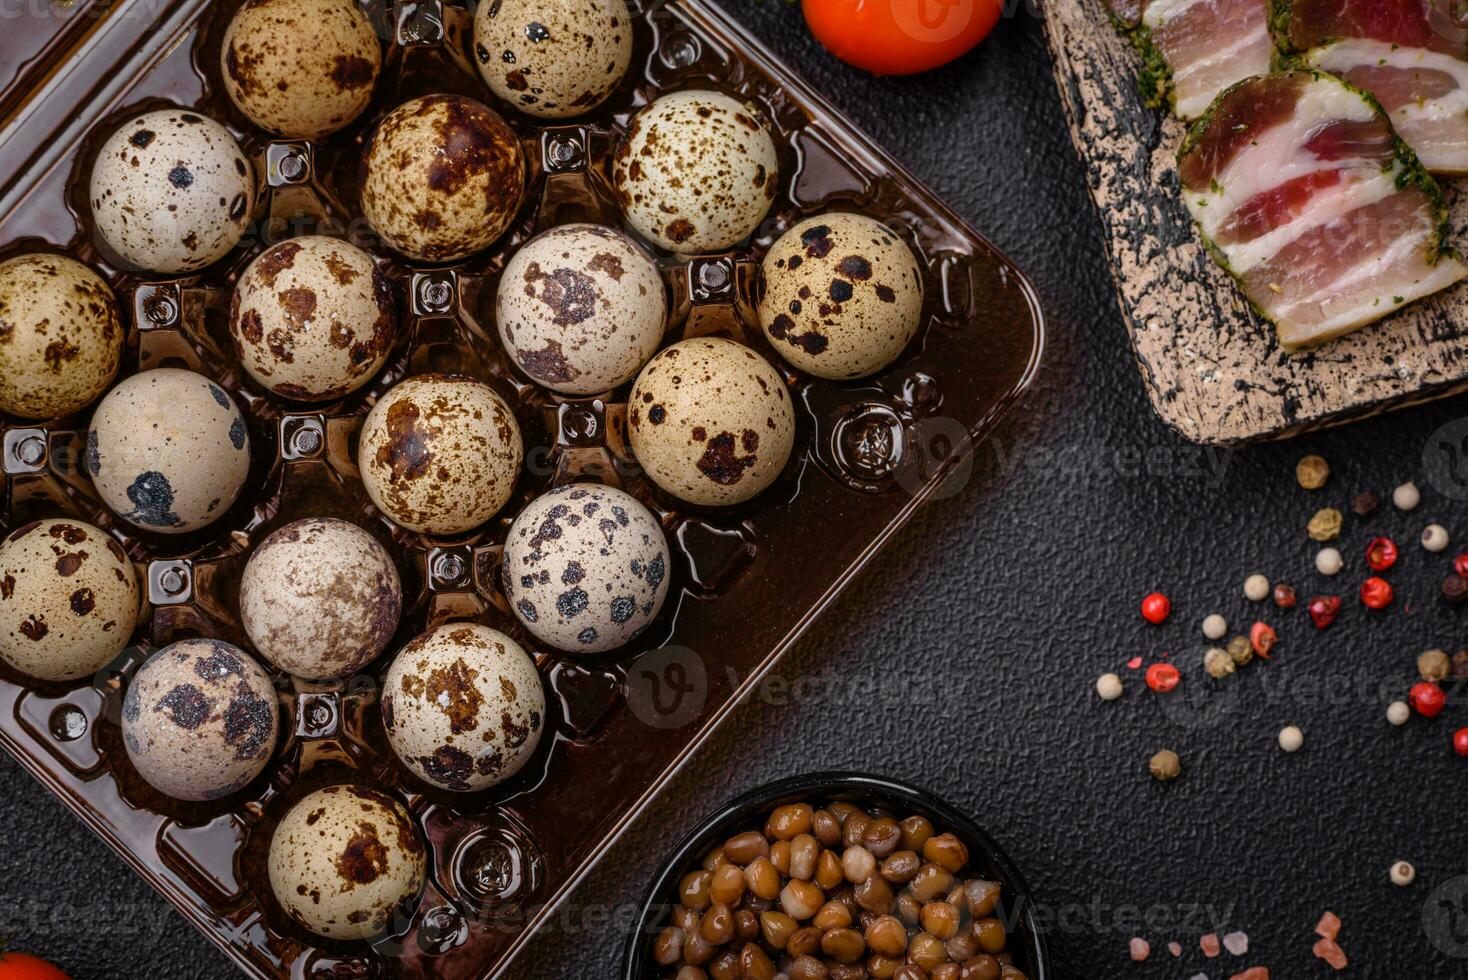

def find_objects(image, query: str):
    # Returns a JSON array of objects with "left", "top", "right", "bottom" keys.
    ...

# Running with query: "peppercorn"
[
  {"left": 1316, "top": 547, "right": 1343, "bottom": 576},
  {"left": 1387, "top": 701, "right": 1410, "bottom": 726},
  {"left": 1361, "top": 576, "right": 1394, "bottom": 609},
  {"left": 1149, "top": 749, "right": 1181, "bottom": 781},
  {"left": 1202, "top": 613, "right": 1227, "bottom": 640},
  {"left": 1454, "top": 729, "right": 1468, "bottom": 758},
  {"left": 1423, "top": 524, "right": 1450, "bottom": 553},
  {"left": 1456, "top": 554, "right": 1468, "bottom": 578},
  {"left": 1295, "top": 455, "right": 1329, "bottom": 490},
  {"left": 1390, "top": 861, "right": 1416, "bottom": 886},
  {"left": 1308, "top": 595, "right": 1341, "bottom": 629},
  {"left": 1394, "top": 481, "right": 1421, "bottom": 511},
  {"left": 1308, "top": 508, "right": 1343, "bottom": 542},
  {"left": 1141, "top": 592, "right": 1170, "bottom": 625},
  {"left": 1227, "top": 635, "right": 1254, "bottom": 667},
  {"left": 1096, "top": 673, "right": 1123, "bottom": 701},
  {"left": 1419, "top": 649, "right": 1451, "bottom": 682},
  {"left": 1272, "top": 583, "right": 1297, "bottom": 609},
  {"left": 1278, "top": 725, "right": 1304, "bottom": 753},
  {"left": 1444, "top": 573, "right": 1468, "bottom": 605},
  {"left": 1366, "top": 536, "right": 1399, "bottom": 572},
  {"left": 1453, "top": 651, "right": 1468, "bottom": 679},
  {"left": 1410, "top": 681, "right": 1446, "bottom": 718},
  {"left": 1250, "top": 621, "right": 1277, "bottom": 658},
  {"left": 1244, "top": 574, "right": 1270, "bottom": 601},
  {"left": 1351, "top": 490, "right": 1379, "bottom": 517},
  {"left": 1203, "top": 647, "right": 1235, "bottom": 679},
  {"left": 1145, "top": 663, "right": 1181, "bottom": 693}
]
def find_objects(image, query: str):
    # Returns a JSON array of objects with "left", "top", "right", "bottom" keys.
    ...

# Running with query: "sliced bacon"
[
  {"left": 1277, "top": 0, "right": 1468, "bottom": 58},
  {"left": 1180, "top": 71, "right": 1465, "bottom": 349},
  {"left": 1141, "top": 0, "right": 1276, "bottom": 119}
]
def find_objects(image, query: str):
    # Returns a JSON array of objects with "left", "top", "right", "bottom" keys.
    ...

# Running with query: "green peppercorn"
[
  {"left": 1419, "top": 649, "right": 1451, "bottom": 682},
  {"left": 1308, "top": 508, "right": 1343, "bottom": 542},
  {"left": 1296, "top": 455, "right": 1329, "bottom": 490},
  {"left": 1204, "top": 647, "right": 1235, "bottom": 679},
  {"left": 1227, "top": 635, "right": 1254, "bottom": 667},
  {"left": 1149, "top": 749, "right": 1181, "bottom": 782}
]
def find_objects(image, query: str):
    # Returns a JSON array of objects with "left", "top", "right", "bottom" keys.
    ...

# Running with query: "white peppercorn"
[
  {"left": 1423, "top": 524, "right": 1450, "bottom": 552},
  {"left": 1315, "top": 547, "right": 1343, "bottom": 576},
  {"left": 1394, "top": 481, "right": 1421, "bottom": 511},
  {"left": 1244, "top": 574, "right": 1270, "bottom": 601},
  {"left": 1096, "top": 673, "right": 1123, "bottom": 701},
  {"left": 1202, "top": 613, "right": 1227, "bottom": 640},
  {"left": 1390, "top": 861, "right": 1416, "bottom": 887},
  {"left": 1278, "top": 725, "right": 1303, "bottom": 753},
  {"left": 1387, "top": 701, "right": 1410, "bottom": 726}
]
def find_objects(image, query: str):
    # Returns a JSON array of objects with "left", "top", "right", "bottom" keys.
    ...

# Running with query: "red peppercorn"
[
  {"left": 1411, "top": 682, "right": 1446, "bottom": 719},
  {"left": 1141, "top": 593, "right": 1171, "bottom": 625},
  {"left": 1145, "top": 663, "right": 1181, "bottom": 693},
  {"left": 1250, "top": 621, "right": 1277, "bottom": 659},
  {"left": 1366, "top": 537, "right": 1398, "bottom": 572},
  {"left": 1272, "top": 583, "right": 1298, "bottom": 609},
  {"left": 1307, "top": 595, "right": 1341, "bottom": 629},
  {"left": 1454, "top": 729, "right": 1468, "bottom": 758},
  {"left": 1456, "top": 554, "right": 1468, "bottom": 578},
  {"left": 1360, "top": 576, "right": 1394, "bottom": 609}
]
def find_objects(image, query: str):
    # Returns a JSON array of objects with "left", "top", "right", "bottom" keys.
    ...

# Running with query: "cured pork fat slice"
[
  {"left": 1274, "top": 0, "right": 1468, "bottom": 172},
  {"left": 1108, "top": 0, "right": 1275, "bottom": 119},
  {"left": 1179, "top": 71, "right": 1465, "bottom": 349}
]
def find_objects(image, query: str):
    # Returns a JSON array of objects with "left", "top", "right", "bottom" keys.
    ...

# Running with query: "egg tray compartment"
[{"left": 0, "top": 0, "right": 1045, "bottom": 976}]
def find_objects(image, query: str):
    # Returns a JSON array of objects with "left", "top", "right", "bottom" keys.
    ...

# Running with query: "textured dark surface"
[{"left": 5, "top": 3, "right": 1468, "bottom": 978}]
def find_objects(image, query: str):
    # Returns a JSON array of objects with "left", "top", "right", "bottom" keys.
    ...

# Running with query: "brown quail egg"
[
  {"left": 357, "top": 374, "right": 522, "bottom": 535},
  {"left": 121, "top": 639, "right": 280, "bottom": 801},
  {"left": 268, "top": 785, "right": 426, "bottom": 940},
  {"left": 86, "top": 369, "right": 251, "bottom": 534},
  {"left": 628, "top": 337, "right": 795, "bottom": 506},
  {"left": 229, "top": 236, "right": 395, "bottom": 401},
  {"left": 380, "top": 623, "right": 544, "bottom": 792},
  {"left": 759, "top": 213, "right": 925, "bottom": 379},
  {"left": 221, "top": 0, "right": 380, "bottom": 139},
  {"left": 90, "top": 109, "right": 254, "bottom": 274},
  {"left": 496, "top": 224, "right": 665, "bottom": 395},
  {"left": 472, "top": 0, "right": 631, "bottom": 119},
  {"left": 613, "top": 90, "right": 779, "bottom": 254},
  {"left": 0, "top": 520, "right": 139, "bottom": 682},
  {"left": 503, "top": 484, "right": 669, "bottom": 653},
  {"left": 361, "top": 95, "right": 525, "bottom": 263},
  {"left": 0, "top": 255, "right": 122, "bottom": 420},
  {"left": 240, "top": 518, "right": 402, "bottom": 680}
]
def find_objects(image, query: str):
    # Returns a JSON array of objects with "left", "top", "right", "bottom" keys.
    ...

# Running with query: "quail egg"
[
  {"left": 759, "top": 213, "right": 925, "bottom": 379},
  {"left": 90, "top": 109, "right": 254, "bottom": 274},
  {"left": 503, "top": 484, "right": 670, "bottom": 653},
  {"left": 87, "top": 369, "right": 251, "bottom": 534},
  {"left": 628, "top": 337, "right": 795, "bottom": 506},
  {"left": 358, "top": 374, "right": 522, "bottom": 535},
  {"left": 361, "top": 95, "right": 525, "bottom": 263},
  {"left": 496, "top": 224, "right": 665, "bottom": 395},
  {"left": 229, "top": 236, "right": 395, "bottom": 401},
  {"left": 121, "top": 639, "right": 280, "bottom": 801},
  {"left": 613, "top": 90, "right": 779, "bottom": 254},
  {"left": 268, "top": 785, "right": 426, "bottom": 940},
  {"left": 381, "top": 623, "right": 544, "bottom": 792},
  {"left": 221, "top": 0, "right": 380, "bottom": 139},
  {"left": 0, "top": 255, "right": 122, "bottom": 420},
  {"left": 472, "top": 0, "right": 631, "bottom": 119},
  {"left": 0, "top": 520, "right": 139, "bottom": 682},
  {"left": 240, "top": 518, "right": 402, "bottom": 680}
]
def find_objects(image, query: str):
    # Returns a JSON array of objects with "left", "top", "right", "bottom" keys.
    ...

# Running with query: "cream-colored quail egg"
[
  {"left": 503, "top": 484, "right": 669, "bottom": 653},
  {"left": 380, "top": 623, "right": 544, "bottom": 792},
  {"left": 759, "top": 213, "right": 925, "bottom": 379},
  {"left": 357, "top": 374, "right": 522, "bottom": 535},
  {"left": 0, "top": 519, "right": 139, "bottom": 682},
  {"left": 240, "top": 518, "right": 401, "bottom": 680},
  {"left": 90, "top": 109, "right": 254, "bottom": 274},
  {"left": 496, "top": 224, "right": 665, "bottom": 394},
  {"left": 361, "top": 95, "right": 525, "bottom": 263},
  {"left": 229, "top": 236, "right": 395, "bottom": 401},
  {"left": 472, "top": 0, "right": 631, "bottom": 119},
  {"left": 628, "top": 337, "right": 794, "bottom": 506},
  {"left": 221, "top": 0, "right": 380, "bottom": 139},
  {"left": 268, "top": 785, "right": 426, "bottom": 940},
  {"left": 0, "top": 255, "right": 122, "bottom": 420},
  {"left": 613, "top": 90, "right": 779, "bottom": 254},
  {"left": 121, "top": 639, "right": 280, "bottom": 801},
  {"left": 86, "top": 369, "right": 251, "bottom": 534}
]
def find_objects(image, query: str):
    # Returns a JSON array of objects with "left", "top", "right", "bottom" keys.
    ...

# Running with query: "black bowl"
[{"left": 622, "top": 771, "right": 1050, "bottom": 978}]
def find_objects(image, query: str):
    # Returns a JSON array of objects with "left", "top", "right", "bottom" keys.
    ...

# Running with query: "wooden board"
[{"left": 1042, "top": 0, "right": 1468, "bottom": 445}]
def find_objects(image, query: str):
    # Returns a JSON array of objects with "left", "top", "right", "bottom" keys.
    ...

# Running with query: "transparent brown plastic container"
[{"left": 0, "top": 0, "right": 1045, "bottom": 976}]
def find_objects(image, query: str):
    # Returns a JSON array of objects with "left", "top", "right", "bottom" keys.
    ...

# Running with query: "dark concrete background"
[{"left": 7, "top": 2, "right": 1468, "bottom": 978}]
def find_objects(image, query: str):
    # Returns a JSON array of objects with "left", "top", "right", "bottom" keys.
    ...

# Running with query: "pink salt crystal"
[
  {"left": 1315, "top": 910, "right": 1341, "bottom": 940},
  {"left": 1228, "top": 969, "right": 1270, "bottom": 980},
  {"left": 1130, "top": 937, "right": 1151, "bottom": 961},
  {"left": 1314, "top": 938, "right": 1349, "bottom": 970},
  {"left": 1222, "top": 931, "right": 1249, "bottom": 955},
  {"left": 1169, "top": 941, "right": 1183, "bottom": 957},
  {"left": 1201, "top": 933, "right": 1222, "bottom": 957}
]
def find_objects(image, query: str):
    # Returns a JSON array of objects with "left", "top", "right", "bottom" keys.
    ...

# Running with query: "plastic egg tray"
[{"left": 0, "top": 0, "right": 1045, "bottom": 976}]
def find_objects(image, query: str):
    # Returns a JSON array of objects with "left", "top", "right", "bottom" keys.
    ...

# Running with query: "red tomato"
[
  {"left": 803, "top": 0, "right": 1003, "bottom": 76},
  {"left": 0, "top": 950, "right": 70, "bottom": 980}
]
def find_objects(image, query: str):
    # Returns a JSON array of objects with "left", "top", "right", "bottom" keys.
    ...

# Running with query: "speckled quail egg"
[
  {"left": 759, "top": 213, "right": 925, "bottom": 379},
  {"left": 0, "top": 520, "right": 139, "bottom": 682},
  {"left": 502, "top": 484, "right": 669, "bottom": 653},
  {"left": 121, "top": 639, "right": 280, "bottom": 801},
  {"left": 221, "top": 0, "right": 380, "bottom": 139},
  {"left": 496, "top": 224, "right": 665, "bottom": 394},
  {"left": 380, "top": 623, "right": 544, "bottom": 792},
  {"left": 613, "top": 90, "right": 779, "bottom": 254},
  {"left": 0, "top": 255, "right": 122, "bottom": 421},
  {"left": 229, "top": 236, "right": 395, "bottom": 401},
  {"left": 240, "top": 518, "right": 401, "bottom": 680},
  {"left": 269, "top": 785, "right": 426, "bottom": 940},
  {"left": 90, "top": 109, "right": 254, "bottom": 274},
  {"left": 472, "top": 0, "right": 631, "bottom": 119},
  {"left": 361, "top": 95, "right": 525, "bottom": 263},
  {"left": 87, "top": 368, "right": 251, "bottom": 534},
  {"left": 357, "top": 374, "right": 522, "bottom": 536},
  {"left": 628, "top": 337, "right": 795, "bottom": 506}
]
